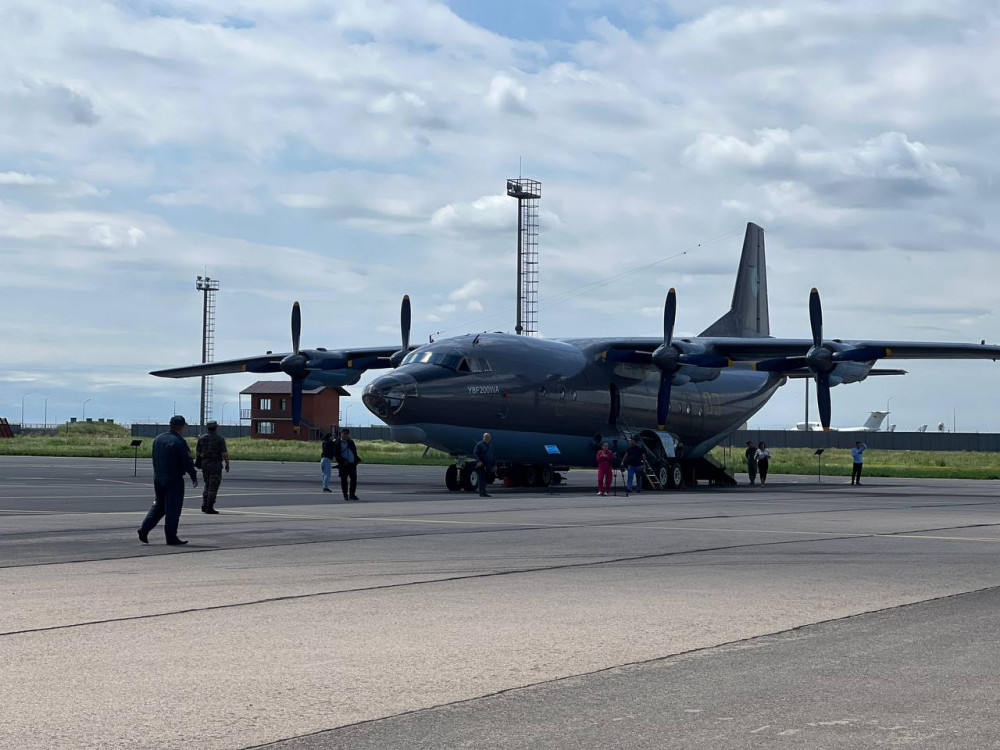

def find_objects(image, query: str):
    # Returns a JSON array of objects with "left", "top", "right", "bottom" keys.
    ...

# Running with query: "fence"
[
  {"left": 128, "top": 424, "right": 392, "bottom": 441},
  {"left": 723, "top": 430, "right": 1000, "bottom": 453}
]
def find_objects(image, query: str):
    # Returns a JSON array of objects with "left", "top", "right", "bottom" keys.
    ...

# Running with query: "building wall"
[{"left": 246, "top": 390, "right": 341, "bottom": 441}]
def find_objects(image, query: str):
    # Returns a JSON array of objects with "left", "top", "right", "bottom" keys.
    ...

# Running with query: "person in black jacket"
[
  {"left": 745, "top": 440, "right": 758, "bottom": 485},
  {"left": 624, "top": 437, "right": 645, "bottom": 493},
  {"left": 320, "top": 432, "right": 336, "bottom": 493},
  {"left": 333, "top": 428, "right": 362, "bottom": 501},
  {"left": 472, "top": 432, "right": 494, "bottom": 497},
  {"left": 138, "top": 415, "right": 198, "bottom": 545}
]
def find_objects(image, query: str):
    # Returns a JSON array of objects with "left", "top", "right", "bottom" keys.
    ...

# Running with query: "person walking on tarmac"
[
  {"left": 196, "top": 420, "right": 230, "bottom": 513},
  {"left": 473, "top": 432, "right": 494, "bottom": 497},
  {"left": 625, "top": 436, "right": 645, "bottom": 493},
  {"left": 851, "top": 441, "right": 868, "bottom": 486},
  {"left": 755, "top": 441, "right": 772, "bottom": 487},
  {"left": 596, "top": 442, "right": 613, "bottom": 496},
  {"left": 333, "top": 428, "right": 362, "bottom": 501},
  {"left": 745, "top": 440, "right": 758, "bottom": 485},
  {"left": 320, "top": 432, "right": 336, "bottom": 493},
  {"left": 138, "top": 415, "right": 198, "bottom": 546}
]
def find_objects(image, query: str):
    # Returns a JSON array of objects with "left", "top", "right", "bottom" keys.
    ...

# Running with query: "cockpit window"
[
  {"left": 399, "top": 350, "right": 492, "bottom": 374},
  {"left": 400, "top": 350, "right": 464, "bottom": 370}
]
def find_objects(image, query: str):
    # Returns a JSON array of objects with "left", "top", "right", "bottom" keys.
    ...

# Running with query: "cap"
[
  {"left": 206, "top": 420, "right": 218, "bottom": 428},
  {"left": 341, "top": 427, "right": 350, "bottom": 433},
  {"left": 169, "top": 415, "right": 187, "bottom": 427}
]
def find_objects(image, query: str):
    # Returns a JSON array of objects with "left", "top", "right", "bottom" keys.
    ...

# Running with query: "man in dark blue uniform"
[
  {"left": 138, "top": 415, "right": 198, "bottom": 546},
  {"left": 472, "top": 432, "right": 494, "bottom": 497}
]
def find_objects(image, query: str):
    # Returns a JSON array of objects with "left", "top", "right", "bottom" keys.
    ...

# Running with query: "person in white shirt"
[
  {"left": 851, "top": 441, "right": 867, "bottom": 486},
  {"left": 754, "top": 442, "right": 772, "bottom": 486}
]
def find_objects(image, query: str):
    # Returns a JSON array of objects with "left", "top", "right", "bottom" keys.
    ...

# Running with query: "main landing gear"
[{"left": 444, "top": 462, "right": 564, "bottom": 491}]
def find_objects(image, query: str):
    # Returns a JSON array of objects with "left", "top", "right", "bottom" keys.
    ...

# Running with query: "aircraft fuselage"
[{"left": 362, "top": 333, "right": 784, "bottom": 466}]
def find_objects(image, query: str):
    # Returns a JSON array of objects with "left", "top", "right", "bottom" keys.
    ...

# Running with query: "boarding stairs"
[
  {"left": 690, "top": 453, "right": 737, "bottom": 486},
  {"left": 614, "top": 415, "right": 667, "bottom": 490}
]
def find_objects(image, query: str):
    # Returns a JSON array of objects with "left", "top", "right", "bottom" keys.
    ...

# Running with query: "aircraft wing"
[
  {"left": 703, "top": 338, "right": 1000, "bottom": 362},
  {"left": 150, "top": 346, "right": 405, "bottom": 379}
]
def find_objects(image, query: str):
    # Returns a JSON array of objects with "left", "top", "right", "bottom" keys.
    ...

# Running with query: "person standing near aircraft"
[
  {"left": 196, "top": 420, "right": 229, "bottom": 514},
  {"left": 851, "top": 441, "right": 868, "bottom": 486},
  {"left": 333, "top": 428, "right": 361, "bottom": 500},
  {"left": 745, "top": 440, "right": 758, "bottom": 485},
  {"left": 596, "top": 442, "right": 613, "bottom": 496},
  {"left": 138, "top": 415, "right": 198, "bottom": 546},
  {"left": 320, "top": 432, "right": 336, "bottom": 493},
  {"left": 624, "top": 437, "right": 645, "bottom": 493},
  {"left": 473, "top": 432, "right": 494, "bottom": 497},
  {"left": 755, "top": 441, "right": 771, "bottom": 487}
]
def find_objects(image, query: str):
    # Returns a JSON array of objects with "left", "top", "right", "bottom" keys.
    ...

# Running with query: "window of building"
[
  {"left": 257, "top": 421, "right": 275, "bottom": 435},
  {"left": 278, "top": 398, "right": 287, "bottom": 411},
  {"left": 259, "top": 397, "right": 271, "bottom": 410}
]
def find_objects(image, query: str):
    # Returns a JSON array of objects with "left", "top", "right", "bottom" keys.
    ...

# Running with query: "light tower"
[
  {"left": 195, "top": 275, "right": 220, "bottom": 431},
  {"left": 506, "top": 178, "right": 541, "bottom": 336}
]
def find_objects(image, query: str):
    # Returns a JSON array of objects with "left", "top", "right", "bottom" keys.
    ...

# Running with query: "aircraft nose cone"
[{"left": 362, "top": 372, "right": 417, "bottom": 420}]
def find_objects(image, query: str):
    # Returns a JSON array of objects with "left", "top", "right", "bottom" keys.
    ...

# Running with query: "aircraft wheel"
[
  {"left": 668, "top": 462, "right": 683, "bottom": 489},
  {"left": 658, "top": 466, "right": 669, "bottom": 489},
  {"left": 523, "top": 464, "right": 538, "bottom": 486},
  {"left": 445, "top": 464, "right": 461, "bottom": 492},
  {"left": 537, "top": 465, "right": 553, "bottom": 487},
  {"left": 460, "top": 463, "right": 477, "bottom": 492}
]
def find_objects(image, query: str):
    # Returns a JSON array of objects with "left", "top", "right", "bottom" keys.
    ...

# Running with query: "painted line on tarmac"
[{"left": 219, "top": 509, "right": 1000, "bottom": 543}]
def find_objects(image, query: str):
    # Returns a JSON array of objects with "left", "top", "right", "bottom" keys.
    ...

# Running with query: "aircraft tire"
[
  {"left": 459, "top": 462, "right": 477, "bottom": 492},
  {"left": 445, "top": 464, "right": 461, "bottom": 492},
  {"left": 667, "top": 462, "right": 682, "bottom": 489},
  {"left": 658, "top": 465, "right": 669, "bottom": 489},
  {"left": 538, "top": 465, "right": 553, "bottom": 487},
  {"left": 523, "top": 464, "right": 538, "bottom": 486}
]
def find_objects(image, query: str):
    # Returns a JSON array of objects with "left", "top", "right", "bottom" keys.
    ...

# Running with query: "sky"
[{"left": 2, "top": 0, "right": 999, "bottom": 433}]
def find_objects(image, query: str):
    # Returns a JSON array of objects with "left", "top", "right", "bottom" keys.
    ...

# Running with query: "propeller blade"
[
  {"left": 291, "top": 301, "right": 301, "bottom": 355},
  {"left": 291, "top": 378, "right": 303, "bottom": 428},
  {"left": 664, "top": 288, "right": 676, "bottom": 346},
  {"left": 816, "top": 371, "right": 832, "bottom": 432},
  {"left": 656, "top": 371, "right": 672, "bottom": 429},
  {"left": 400, "top": 294, "right": 411, "bottom": 352},
  {"left": 809, "top": 288, "right": 823, "bottom": 350}
]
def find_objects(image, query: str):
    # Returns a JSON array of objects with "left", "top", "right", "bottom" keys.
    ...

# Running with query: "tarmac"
[{"left": 2, "top": 455, "right": 1000, "bottom": 749}]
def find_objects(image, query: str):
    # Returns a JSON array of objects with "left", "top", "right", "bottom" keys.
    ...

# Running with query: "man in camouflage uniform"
[{"left": 196, "top": 420, "right": 230, "bottom": 514}]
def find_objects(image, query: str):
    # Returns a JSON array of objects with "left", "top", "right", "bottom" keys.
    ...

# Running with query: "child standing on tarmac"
[{"left": 596, "top": 442, "right": 613, "bottom": 496}]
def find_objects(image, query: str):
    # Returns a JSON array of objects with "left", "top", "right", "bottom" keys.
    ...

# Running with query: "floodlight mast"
[
  {"left": 195, "top": 275, "right": 220, "bottom": 432},
  {"left": 506, "top": 178, "right": 541, "bottom": 336}
]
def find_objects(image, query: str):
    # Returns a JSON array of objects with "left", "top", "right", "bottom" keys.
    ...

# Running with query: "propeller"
[
  {"left": 389, "top": 295, "right": 412, "bottom": 368},
  {"left": 649, "top": 289, "right": 730, "bottom": 430},
  {"left": 754, "top": 288, "right": 888, "bottom": 431},
  {"left": 279, "top": 301, "right": 308, "bottom": 430},
  {"left": 651, "top": 289, "right": 679, "bottom": 429}
]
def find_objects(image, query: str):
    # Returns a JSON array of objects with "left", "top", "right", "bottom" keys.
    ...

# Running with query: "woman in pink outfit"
[{"left": 596, "top": 442, "right": 614, "bottom": 496}]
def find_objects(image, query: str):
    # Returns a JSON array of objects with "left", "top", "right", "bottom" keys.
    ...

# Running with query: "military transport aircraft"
[{"left": 151, "top": 223, "right": 1000, "bottom": 492}]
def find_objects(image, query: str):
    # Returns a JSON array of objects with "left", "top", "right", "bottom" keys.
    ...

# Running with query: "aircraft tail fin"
[
  {"left": 862, "top": 411, "right": 889, "bottom": 430},
  {"left": 699, "top": 222, "right": 769, "bottom": 338}
]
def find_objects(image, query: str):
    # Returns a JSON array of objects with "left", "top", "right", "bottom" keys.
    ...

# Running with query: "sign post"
[
  {"left": 131, "top": 439, "right": 143, "bottom": 477},
  {"left": 814, "top": 448, "right": 825, "bottom": 482}
]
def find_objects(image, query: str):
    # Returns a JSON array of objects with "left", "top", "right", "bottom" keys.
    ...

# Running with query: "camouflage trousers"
[{"left": 201, "top": 467, "right": 224, "bottom": 508}]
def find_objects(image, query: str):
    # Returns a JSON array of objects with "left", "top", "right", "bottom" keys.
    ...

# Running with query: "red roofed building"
[{"left": 239, "top": 381, "right": 347, "bottom": 440}]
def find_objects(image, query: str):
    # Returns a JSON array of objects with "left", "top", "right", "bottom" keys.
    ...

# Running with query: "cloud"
[{"left": 485, "top": 73, "right": 534, "bottom": 116}]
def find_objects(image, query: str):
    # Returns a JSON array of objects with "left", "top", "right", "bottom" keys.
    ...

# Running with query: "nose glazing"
[{"left": 362, "top": 372, "right": 417, "bottom": 419}]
